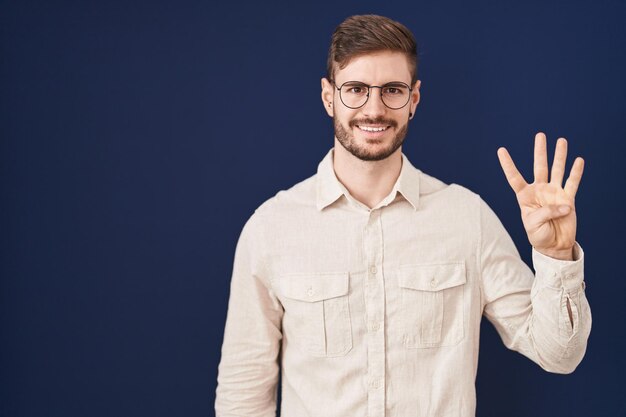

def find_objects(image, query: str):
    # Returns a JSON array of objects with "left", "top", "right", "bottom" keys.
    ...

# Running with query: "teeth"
[{"left": 358, "top": 126, "right": 387, "bottom": 132}]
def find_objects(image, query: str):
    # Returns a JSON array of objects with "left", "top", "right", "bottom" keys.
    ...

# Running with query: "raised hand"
[{"left": 497, "top": 132, "right": 585, "bottom": 261}]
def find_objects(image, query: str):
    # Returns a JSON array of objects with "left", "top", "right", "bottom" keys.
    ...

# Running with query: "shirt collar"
[{"left": 315, "top": 148, "right": 421, "bottom": 211}]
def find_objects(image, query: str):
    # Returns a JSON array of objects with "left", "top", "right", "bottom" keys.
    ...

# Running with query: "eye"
[
  {"left": 383, "top": 86, "right": 403, "bottom": 95},
  {"left": 343, "top": 83, "right": 368, "bottom": 95}
]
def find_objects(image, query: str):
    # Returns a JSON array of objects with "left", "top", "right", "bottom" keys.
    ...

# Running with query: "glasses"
[{"left": 332, "top": 80, "right": 413, "bottom": 110}]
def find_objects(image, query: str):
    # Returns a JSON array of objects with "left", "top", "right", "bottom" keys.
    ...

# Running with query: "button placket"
[
  {"left": 370, "top": 378, "right": 382, "bottom": 389},
  {"left": 363, "top": 209, "right": 385, "bottom": 416}
]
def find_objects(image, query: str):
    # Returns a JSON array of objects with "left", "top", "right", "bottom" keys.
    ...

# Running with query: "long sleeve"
[
  {"left": 479, "top": 199, "right": 592, "bottom": 374},
  {"left": 215, "top": 215, "right": 284, "bottom": 416}
]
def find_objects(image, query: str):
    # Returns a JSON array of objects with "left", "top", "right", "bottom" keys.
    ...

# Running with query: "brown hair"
[{"left": 326, "top": 14, "right": 418, "bottom": 83}]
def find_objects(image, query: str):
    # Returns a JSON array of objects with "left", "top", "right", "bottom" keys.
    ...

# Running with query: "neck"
[{"left": 332, "top": 138, "right": 403, "bottom": 209}]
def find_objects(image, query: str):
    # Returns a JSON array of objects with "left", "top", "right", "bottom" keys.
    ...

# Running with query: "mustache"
[{"left": 349, "top": 118, "right": 398, "bottom": 128}]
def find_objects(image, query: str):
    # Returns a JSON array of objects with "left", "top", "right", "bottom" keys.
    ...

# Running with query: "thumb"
[
  {"left": 526, "top": 204, "right": 571, "bottom": 227},
  {"left": 557, "top": 205, "right": 572, "bottom": 215}
]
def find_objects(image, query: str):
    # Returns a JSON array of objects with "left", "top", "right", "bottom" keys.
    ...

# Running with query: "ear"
[
  {"left": 409, "top": 79, "right": 421, "bottom": 118},
  {"left": 321, "top": 77, "right": 334, "bottom": 117}
]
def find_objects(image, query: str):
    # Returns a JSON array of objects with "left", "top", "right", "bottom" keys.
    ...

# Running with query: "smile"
[{"left": 357, "top": 125, "right": 389, "bottom": 132}]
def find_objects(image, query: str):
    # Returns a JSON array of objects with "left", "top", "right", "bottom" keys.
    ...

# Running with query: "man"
[{"left": 215, "top": 14, "right": 591, "bottom": 417}]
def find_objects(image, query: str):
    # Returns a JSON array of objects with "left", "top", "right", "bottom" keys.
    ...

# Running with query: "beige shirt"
[{"left": 215, "top": 148, "right": 591, "bottom": 417}]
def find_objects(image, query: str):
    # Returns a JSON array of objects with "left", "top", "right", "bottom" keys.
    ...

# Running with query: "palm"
[{"left": 498, "top": 133, "right": 585, "bottom": 256}]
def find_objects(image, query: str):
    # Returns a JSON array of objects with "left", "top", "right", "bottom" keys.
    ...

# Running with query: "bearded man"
[{"left": 215, "top": 14, "right": 590, "bottom": 417}]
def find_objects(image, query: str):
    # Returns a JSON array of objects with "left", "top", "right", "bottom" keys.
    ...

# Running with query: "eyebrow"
[
  {"left": 382, "top": 82, "right": 409, "bottom": 87},
  {"left": 341, "top": 81, "right": 409, "bottom": 86}
]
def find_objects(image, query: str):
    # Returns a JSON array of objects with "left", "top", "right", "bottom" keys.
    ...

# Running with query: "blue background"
[{"left": 1, "top": 0, "right": 625, "bottom": 416}]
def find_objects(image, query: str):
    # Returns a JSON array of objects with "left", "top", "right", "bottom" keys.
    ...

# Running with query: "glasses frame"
[{"left": 331, "top": 80, "right": 413, "bottom": 110}]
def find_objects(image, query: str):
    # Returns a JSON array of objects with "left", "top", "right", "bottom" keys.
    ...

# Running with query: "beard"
[{"left": 334, "top": 115, "right": 409, "bottom": 161}]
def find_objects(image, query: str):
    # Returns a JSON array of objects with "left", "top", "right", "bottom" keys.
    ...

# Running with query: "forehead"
[{"left": 334, "top": 51, "right": 412, "bottom": 84}]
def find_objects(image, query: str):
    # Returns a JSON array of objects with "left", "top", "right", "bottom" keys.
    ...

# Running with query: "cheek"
[{"left": 334, "top": 108, "right": 358, "bottom": 124}]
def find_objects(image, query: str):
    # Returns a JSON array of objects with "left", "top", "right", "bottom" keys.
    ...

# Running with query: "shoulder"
[
  {"left": 254, "top": 173, "right": 317, "bottom": 215},
  {"left": 421, "top": 171, "right": 503, "bottom": 230},
  {"left": 419, "top": 170, "right": 482, "bottom": 207},
  {"left": 242, "top": 172, "right": 318, "bottom": 235}
]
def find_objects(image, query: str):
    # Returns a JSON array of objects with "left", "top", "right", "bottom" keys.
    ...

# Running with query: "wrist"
[{"left": 535, "top": 246, "right": 574, "bottom": 261}]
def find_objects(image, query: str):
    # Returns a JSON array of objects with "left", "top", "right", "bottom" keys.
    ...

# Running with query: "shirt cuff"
[{"left": 532, "top": 242, "right": 585, "bottom": 293}]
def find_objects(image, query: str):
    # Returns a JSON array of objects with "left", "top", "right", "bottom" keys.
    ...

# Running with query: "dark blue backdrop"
[{"left": 1, "top": 1, "right": 624, "bottom": 416}]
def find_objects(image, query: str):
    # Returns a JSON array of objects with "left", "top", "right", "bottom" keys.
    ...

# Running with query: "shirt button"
[
  {"left": 307, "top": 287, "right": 314, "bottom": 297},
  {"left": 369, "top": 265, "right": 377, "bottom": 275},
  {"left": 370, "top": 379, "right": 382, "bottom": 389},
  {"left": 430, "top": 278, "right": 438, "bottom": 288},
  {"left": 371, "top": 322, "right": 380, "bottom": 331}
]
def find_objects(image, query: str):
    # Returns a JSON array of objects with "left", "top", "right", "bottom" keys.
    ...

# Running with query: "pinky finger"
[{"left": 564, "top": 157, "right": 585, "bottom": 198}]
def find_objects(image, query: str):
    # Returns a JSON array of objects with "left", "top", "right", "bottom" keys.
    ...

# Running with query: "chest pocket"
[
  {"left": 399, "top": 262, "right": 466, "bottom": 349},
  {"left": 278, "top": 272, "right": 352, "bottom": 357}
]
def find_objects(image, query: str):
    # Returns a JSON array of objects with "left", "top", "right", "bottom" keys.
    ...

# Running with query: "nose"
[{"left": 361, "top": 87, "right": 386, "bottom": 117}]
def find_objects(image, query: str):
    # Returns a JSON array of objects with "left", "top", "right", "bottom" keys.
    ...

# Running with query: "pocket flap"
[
  {"left": 399, "top": 262, "right": 466, "bottom": 291},
  {"left": 280, "top": 272, "right": 349, "bottom": 302}
]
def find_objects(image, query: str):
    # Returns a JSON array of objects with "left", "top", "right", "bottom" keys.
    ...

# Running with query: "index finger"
[{"left": 497, "top": 147, "right": 528, "bottom": 194}]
